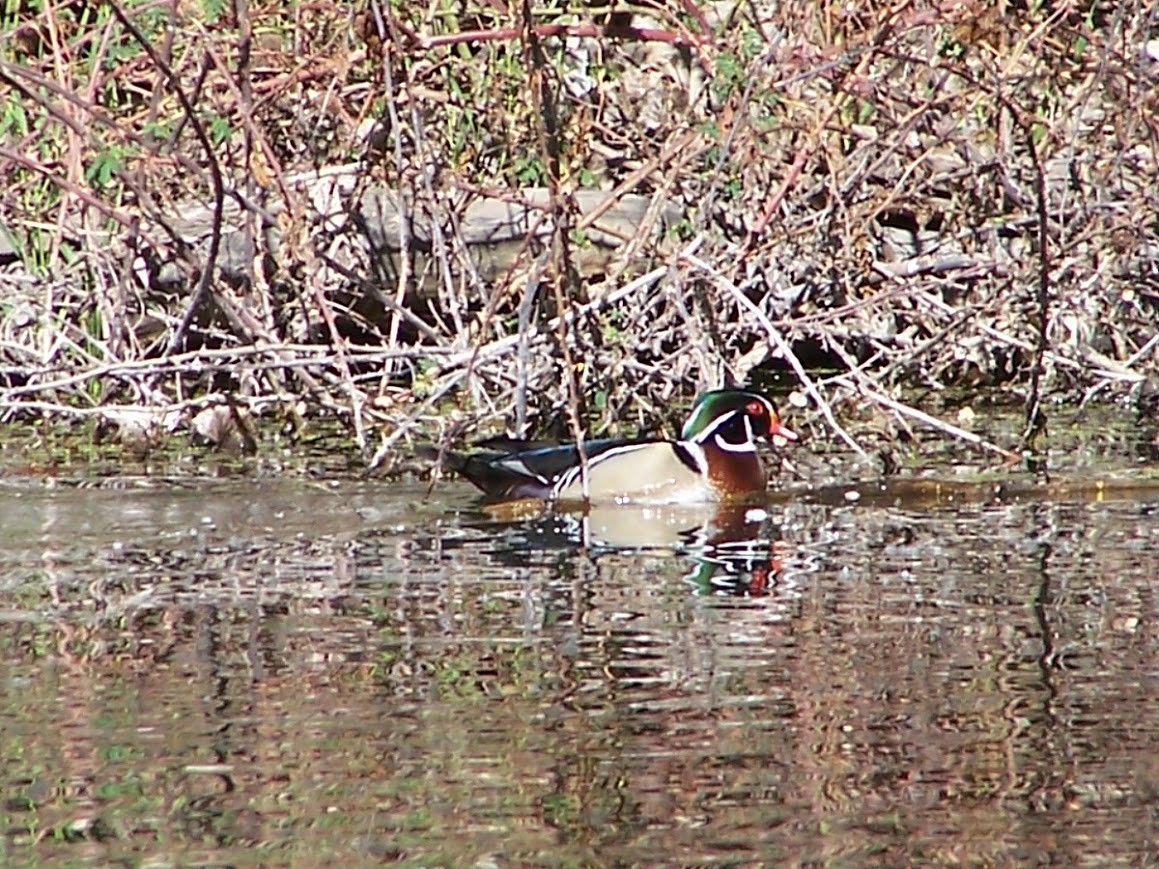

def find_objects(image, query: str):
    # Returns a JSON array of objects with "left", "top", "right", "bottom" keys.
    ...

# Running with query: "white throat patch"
[
  {"left": 714, "top": 434, "right": 757, "bottom": 453},
  {"left": 702, "top": 412, "right": 757, "bottom": 453}
]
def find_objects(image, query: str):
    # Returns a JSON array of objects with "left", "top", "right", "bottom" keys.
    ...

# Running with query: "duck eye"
[{"left": 746, "top": 400, "right": 768, "bottom": 417}]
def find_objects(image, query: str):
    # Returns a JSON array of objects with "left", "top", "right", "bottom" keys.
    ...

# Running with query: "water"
[{"left": 1, "top": 472, "right": 1158, "bottom": 866}]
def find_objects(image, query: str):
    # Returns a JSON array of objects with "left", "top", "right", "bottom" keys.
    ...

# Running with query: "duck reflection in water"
[
  {"left": 479, "top": 499, "right": 788, "bottom": 597},
  {"left": 433, "top": 388, "right": 800, "bottom": 596}
]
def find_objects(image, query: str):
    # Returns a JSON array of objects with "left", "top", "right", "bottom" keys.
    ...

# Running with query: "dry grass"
[{"left": 1, "top": 0, "right": 1157, "bottom": 468}]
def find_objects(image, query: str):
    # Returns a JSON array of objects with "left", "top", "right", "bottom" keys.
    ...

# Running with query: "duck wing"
[{"left": 448, "top": 437, "right": 651, "bottom": 500}]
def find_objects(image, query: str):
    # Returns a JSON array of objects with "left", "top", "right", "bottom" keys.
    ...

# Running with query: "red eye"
[{"left": 746, "top": 400, "right": 768, "bottom": 417}]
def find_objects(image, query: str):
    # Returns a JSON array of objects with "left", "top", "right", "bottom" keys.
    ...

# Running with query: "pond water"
[{"left": 1, "top": 452, "right": 1158, "bottom": 865}]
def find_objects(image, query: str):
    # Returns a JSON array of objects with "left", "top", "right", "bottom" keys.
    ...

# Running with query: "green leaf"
[
  {"left": 209, "top": 115, "right": 232, "bottom": 145},
  {"left": 86, "top": 147, "right": 125, "bottom": 188}
]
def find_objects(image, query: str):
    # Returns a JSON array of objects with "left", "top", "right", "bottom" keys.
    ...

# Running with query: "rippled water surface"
[{"left": 2, "top": 468, "right": 1158, "bottom": 866}]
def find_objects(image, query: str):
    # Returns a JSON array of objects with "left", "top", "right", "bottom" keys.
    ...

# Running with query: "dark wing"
[
  {"left": 472, "top": 435, "right": 566, "bottom": 453},
  {"left": 442, "top": 449, "right": 550, "bottom": 500},
  {"left": 491, "top": 437, "right": 647, "bottom": 482},
  {"left": 445, "top": 437, "right": 653, "bottom": 500}
]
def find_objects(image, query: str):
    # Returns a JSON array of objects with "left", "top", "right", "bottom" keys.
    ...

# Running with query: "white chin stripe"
[
  {"left": 710, "top": 413, "right": 757, "bottom": 453},
  {"left": 714, "top": 433, "right": 757, "bottom": 453}
]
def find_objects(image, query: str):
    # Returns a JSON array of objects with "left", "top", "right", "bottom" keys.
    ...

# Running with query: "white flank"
[{"left": 551, "top": 442, "right": 655, "bottom": 495}]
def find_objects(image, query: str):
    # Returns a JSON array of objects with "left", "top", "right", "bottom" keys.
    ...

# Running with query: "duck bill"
[{"left": 770, "top": 420, "right": 798, "bottom": 444}]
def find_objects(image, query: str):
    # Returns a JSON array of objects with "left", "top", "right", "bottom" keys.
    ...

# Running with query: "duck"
[{"left": 441, "top": 389, "right": 797, "bottom": 504}]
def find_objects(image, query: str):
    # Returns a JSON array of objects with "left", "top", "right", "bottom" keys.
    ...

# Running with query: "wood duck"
[{"left": 442, "top": 389, "right": 798, "bottom": 504}]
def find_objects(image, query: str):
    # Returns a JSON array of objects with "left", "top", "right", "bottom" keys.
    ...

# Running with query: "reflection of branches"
[{"left": 1031, "top": 539, "right": 1059, "bottom": 714}]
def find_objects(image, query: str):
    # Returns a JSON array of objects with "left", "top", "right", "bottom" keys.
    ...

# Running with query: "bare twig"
[
  {"left": 828, "top": 376, "right": 1021, "bottom": 463},
  {"left": 3, "top": 0, "right": 1156, "bottom": 462},
  {"left": 683, "top": 249, "right": 869, "bottom": 459}
]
